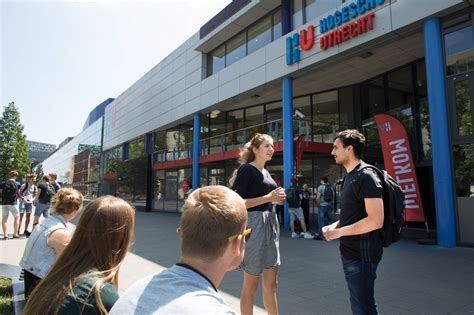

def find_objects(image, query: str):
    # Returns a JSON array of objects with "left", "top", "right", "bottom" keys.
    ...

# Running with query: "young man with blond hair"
[{"left": 111, "top": 185, "right": 249, "bottom": 314}]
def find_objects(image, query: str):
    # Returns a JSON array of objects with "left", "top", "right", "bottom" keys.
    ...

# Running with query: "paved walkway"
[{"left": 1, "top": 211, "right": 474, "bottom": 314}]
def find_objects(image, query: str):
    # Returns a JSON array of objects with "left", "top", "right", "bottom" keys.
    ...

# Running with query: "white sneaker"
[
  {"left": 291, "top": 232, "right": 299, "bottom": 238},
  {"left": 300, "top": 232, "right": 305, "bottom": 236},
  {"left": 303, "top": 232, "right": 313, "bottom": 239}
]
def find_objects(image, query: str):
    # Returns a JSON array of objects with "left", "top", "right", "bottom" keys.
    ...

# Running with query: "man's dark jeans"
[
  {"left": 318, "top": 204, "right": 334, "bottom": 238},
  {"left": 341, "top": 257, "right": 379, "bottom": 315}
]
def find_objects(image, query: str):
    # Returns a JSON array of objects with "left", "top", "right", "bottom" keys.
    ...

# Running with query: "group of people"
[
  {"left": 1, "top": 171, "right": 61, "bottom": 240},
  {"left": 2, "top": 128, "right": 384, "bottom": 315}
]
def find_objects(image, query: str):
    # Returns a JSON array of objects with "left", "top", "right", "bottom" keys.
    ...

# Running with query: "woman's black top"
[{"left": 232, "top": 163, "right": 277, "bottom": 212}]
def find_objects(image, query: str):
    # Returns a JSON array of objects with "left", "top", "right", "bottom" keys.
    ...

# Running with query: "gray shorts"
[
  {"left": 2, "top": 205, "right": 19, "bottom": 218},
  {"left": 34, "top": 203, "right": 50, "bottom": 218},
  {"left": 289, "top": 207, "right": 305, "bottom": 222},
  {"left": 241, "top": 211, "right": 280, "bottom": 276}
]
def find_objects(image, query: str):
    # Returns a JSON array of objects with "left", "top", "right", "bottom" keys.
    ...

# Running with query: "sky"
[{"left": 1, "top": 0, "right": 231, "bottom": 146}]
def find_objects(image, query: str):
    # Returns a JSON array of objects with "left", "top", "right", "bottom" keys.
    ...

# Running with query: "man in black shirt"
[{"left": 322, "top": 129, "right": 384, "bottom": 315}]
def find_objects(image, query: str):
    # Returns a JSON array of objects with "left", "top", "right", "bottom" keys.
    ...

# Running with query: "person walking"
[
  {"left": 32, "top": 175, "right": 56, "bottom": 228},
  {"left": 231, "top": 133, "right": 286, "bottom": 315},
  {"left": 23, "top": 195, "right": 134, "bottom": 315},
  {"left": 110, "top": 186, "right": 246, "bottom": 314},
  {"left": 286, "top": 178, "right": 313, "bottom": 239},
  {"left": 322, "top": 129, "right": 384, "bottom": 315},
  {"left": 20, "top": 188, "right": 84, "bottom": 299},
  {"left": 49, "top": 172, "right": 61, "bottom": 192},
  {"left": 1, "top": 170, "right": 20, "bottom": 239},
  {"left": 315, "top": 176, "right": 335, "bottom": 240},
  {"left": 18, "top": 173, "right": 37, "bottom": 237}
]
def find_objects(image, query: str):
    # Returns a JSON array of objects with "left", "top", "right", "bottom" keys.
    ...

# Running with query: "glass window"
[
  {"left": 292, "top": 0, "right": 303, "bottom": 30},
  {"left": 305, "top": 0, "right": 340, "bottom": 23},
  {"left": 416, "top": 61, "right": 432, "bottom": 160},
  {"left": 166, "top": 127, "right": 180, "bottom": 161},
  {"left": 453, "top": 144, "right": 474, "bottom": 197},
  {"left": 248, "top": 16, "right": 272, "bottom": 55},
  {"left": 339, "top": 86, "right": 354, "bottom": 130},
  {"left": 245, "top": 105, "right": 266, "bottom": 137},
  {"left": 153, "top": 170, "right": 164, "bottom": 211},
  {"left": 294, "top": 96, "right": 311, "bottom": 140},
  {"left": 226, "top": 109, "right": 244, "bottom": 150},
  {"left": 445, "top": 25, "right": 474, "bottom": 75},
  {"left": 273, "top": 10, "right": 282, "bottom": 40},
  {"left": 179, "top": 122, "right": 194, "bottom": 159},
  {"left": 226, "top": 32, "right": 246, "bottom": 67},
  {"left": 129, "top": 137, "right": 144, "bottom": 160},
  {"left": 361, "top": 76, "right": 385, "bottom": 119},
  {"left": 266, "top": 101, "right": 283, "bottom": 141},
  {"left": 313, "top": 91, "right": 339, "bottom": 143},
  {"left": 454, "top": 79, "right": 474, "bottom": 136},
  {"left": 164, "top": 170, "right": 178, "bottom": 212},
  {"left": 115, "top": 157, "right": 148, "bottom": 210},
  {"left": 208, "top": 109, "right": 226, "bottom": 154},
  {"left": 207, "top": 45, "right": 225, "bottom": 76}
]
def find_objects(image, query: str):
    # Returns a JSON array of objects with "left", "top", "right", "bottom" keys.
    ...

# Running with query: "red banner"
[{"left": 374, "top": 114, "right": 425, "bottom": 222}]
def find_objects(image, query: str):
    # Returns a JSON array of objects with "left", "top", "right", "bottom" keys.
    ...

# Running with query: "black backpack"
[
  {"left": 357, "top": 165, "right": 405, "bottom": 247},
  {"left": 323, "top": 185, "right": 334, "bottom": 203},
  {"left": 45, "top": 183, "right": 56, "bottom": 202},
  {"left": 2, "top": 180, "right": 18, "bottom": 203},
  {"left": 286, "top": 187, "right": 300, "bottom": 207}
]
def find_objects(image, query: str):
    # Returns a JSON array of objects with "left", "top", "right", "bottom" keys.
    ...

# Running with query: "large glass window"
[
  {"left": 266, "top": 101, "right": 283, "bottom": 141},
  {"left": 313, "top": 91, "right": 339, "bottom": 143},
  {"left": 361, "top": 76, "right": 385, "bottom": 119},
  {"left": 339, "top": 86, "right": 354, "bottom": 130},
  {"left": 209, "top": 110, "right": 226, "bottom": 154},
  {"left": 294, "top": 96, "right": 311, "bottom": 140},
  {"left": 454, "top": 79, "right": 474, "bottom": 136},
  {"left": 207, "top": 45, "right": 225, "bottom": 76},
  {"left": 292, "top": 0, "right": 303, "bottom": 30},
  {"left": 273, "top": 10, "right": 282, "bottom": 40},
  {"left": 179, "top": 121, "right": 194, "bottom": 159},
  {"left": 226, "top": 32, "right": 246, "bottom": 67},
  {"left": 226, "top": 109, "right": 244, "bottom": 149},
  {"left": 128, "top": 137, "right": 144, "bottom": 160},
  {"left": 445, "top": 24, "right": 474, "bottom": 75},
  {"left": 245, "top": 105, "right": 265, "bottom": 137},
  {"left": 248, "top": 16, "right": 272, "bottom": 55},
  {"left": 166, "top": 127, "right": 180, "bottom": 161},
  {"left": 305, "top": 0, "right": 340, "bottom": 23}
]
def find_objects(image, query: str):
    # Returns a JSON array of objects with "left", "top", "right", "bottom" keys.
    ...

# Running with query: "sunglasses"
[
  {"left": 176, "top": 227, "right": 252, "bottom": 242},
  {"left": 228, "top": 227, "right": 252, "bottom": 242}
]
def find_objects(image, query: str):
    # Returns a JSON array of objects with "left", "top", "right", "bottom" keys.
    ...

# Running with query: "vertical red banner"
[{"left": 374, "top": 114, "right": 425, "bottom": 222}]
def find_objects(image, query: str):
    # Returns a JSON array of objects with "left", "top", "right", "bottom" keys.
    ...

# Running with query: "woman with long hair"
[
  {"left": 23, "top": 196, "right": 135, "bottom": 315},
  {"left": 20, "top": 188, "right": 84, "bottom": 299},
  {"left": 230, "top": 133, "right": 286, "bottom": 315}
]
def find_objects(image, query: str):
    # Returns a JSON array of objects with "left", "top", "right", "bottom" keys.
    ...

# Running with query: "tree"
[
  {"left": 34, "top": 164, "right": 44, "bottom": 182},
  {"left": 0, "top": 102, "right": 30, "bottom": 180}
]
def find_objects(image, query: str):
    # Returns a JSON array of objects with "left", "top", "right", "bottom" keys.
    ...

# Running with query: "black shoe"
[
  {"left": 313, "top": 235, "right": 323, "bottom": 240},
  {"left": 24, "top": 230, "right": 31, "bottom": 237}
]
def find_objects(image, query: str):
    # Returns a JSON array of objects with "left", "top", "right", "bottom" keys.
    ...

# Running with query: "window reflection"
[
  {"left": 313, "top": 91, "right": 339, "bottom": 143},
  {"left": 248, "top": 16, "right": 272, "bottom": 55},
  {"left": 445, "top": 25, "right": 474, "bottom": 75},
  {"left": 453, "top": 144, "right": 474, "bottom": 197},
  {"left": 454, "top": 79, "right": 474, "bottom": 136},
  {"left": 226, "top": 32, "right": 246, "bottom": 67}
]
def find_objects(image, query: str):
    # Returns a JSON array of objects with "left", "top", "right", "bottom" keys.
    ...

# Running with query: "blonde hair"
[
  {"left": 8, "top": 170, "right": 18, "bottom": 178},
  {"left": 229, "top": 133, "right": 273, "bottom": 186},
  {"left": 23, "top": 196, "right": 135, "bottom": 315},
  {"left": 50, "top": 188, "right": 83, "bottom": 215},
  {"left": 180, "top": 186, "right": 247, "bottom": 261}
]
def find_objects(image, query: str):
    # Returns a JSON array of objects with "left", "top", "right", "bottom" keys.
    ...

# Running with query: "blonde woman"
[
  {"left": 20, "top": 188, "right": 83, "bottom": 299},
  {"left": 23, "top": 196, "right": 135, "bottom": 315},
  {"left": 231, "top": 133, "right": 286, "bottom": 315}
]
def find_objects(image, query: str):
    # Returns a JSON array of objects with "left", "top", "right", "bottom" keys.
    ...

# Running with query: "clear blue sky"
[{"left": 1, "top": 0, "right": 230, "bottom": 146}]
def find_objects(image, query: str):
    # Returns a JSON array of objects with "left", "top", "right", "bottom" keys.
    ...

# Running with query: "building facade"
[
  {"left": 27, "top": 140, "right": 56, "bottom": 168},
  {"left": 42, "top": 0, "right": 474, "bottom": 247}
]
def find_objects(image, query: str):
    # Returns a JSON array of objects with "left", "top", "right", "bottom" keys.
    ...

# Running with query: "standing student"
[
  {"left": 300, "top": 183, "right": 312, "bottom": 229},
  {"left": 23, "top": 196, "right": 134, "bottom": 315},
  {"left": 32, "top": 175, "right": 55, "bottom": 228},
  {"left": 322, "top": 129, "right": 384, "bottom": 315},
  {"left": 315, "top": 176, "right": 335, "bottom": 240},
  {"left": 1, "top": 170, "right": 20, "bottom": 239},
  {"left": 231, "top": 133, "right": 286, "bottom": 315},
  {"left": 18, "top": 173, "right": 37, "bottom": 236}
]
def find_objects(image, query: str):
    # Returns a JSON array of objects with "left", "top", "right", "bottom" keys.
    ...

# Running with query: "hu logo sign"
[{"left": 286, "top": 25, "right": 314, "bottom": 65}]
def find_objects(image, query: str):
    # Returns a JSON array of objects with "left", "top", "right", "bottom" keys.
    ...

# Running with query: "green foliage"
[
  {"left": 0, "top": 102, "right": 30, "bottom": 180},
  {"left": 0, "top": 276, "right": 13, "bottom": 315},
  {"left": 34, "top": 164, "right": 44, "bottom": 182}
]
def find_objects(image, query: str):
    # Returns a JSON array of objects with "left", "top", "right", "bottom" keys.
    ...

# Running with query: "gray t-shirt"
[
  {"left": 110, "top": 264, "right": 236, "bottom": 315},
  {"left": 318, "top": 184, "right": 331, "bottom": 206}
]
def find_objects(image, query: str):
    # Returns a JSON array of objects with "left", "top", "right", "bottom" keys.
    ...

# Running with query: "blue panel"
[
  {"left": 145, "top": 133, "right": 153, "bottom": 155},
  {"left": 282, "top": 0, "right": 291, "bottom": 35},
  {"left": 192, "top": 113, "right": 200, "bottom": 189},
  {"left": 122, "top": 143, "right": 129, "bottom": 161},
  {"left": 423, "top": 18, "right": 457, "bottom": 247},
  {"left": 282, "top": 77, "right": 294, "bottom": 230}
]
